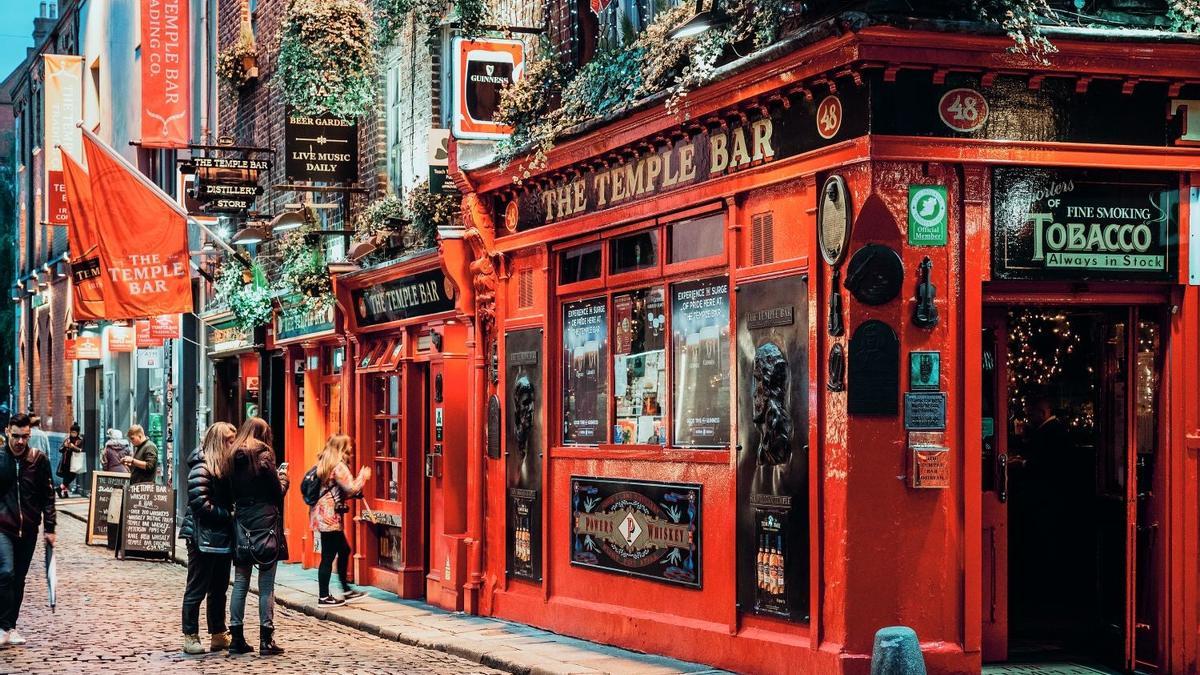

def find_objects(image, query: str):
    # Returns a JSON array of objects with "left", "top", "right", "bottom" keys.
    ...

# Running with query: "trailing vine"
[
  {"left": 217, "top": 32, "right": 258, "bottom": 89},
  {"left": 372, "top": 0, "right": 488, "bottom": 47},
  {"left": 354, "top": 194, "right": 407, "bottom": 242},
  {"left": 276, "top": 227, "right": 333, "bottom": 309},
  {"left": 215, "top": 261, "right": 274, "bottom": 330},
  {"left": 277, "top": 0, "right": 380, "bottom": 120},
  {"left": 405, "top": 180, "right": 456, "bottom": 245},
  {"left": 969, "top": 0, "right": 1058, "bottom": 62},
  {"left": 1169, "top": 0, "right": 1200, "bottom": 32}
]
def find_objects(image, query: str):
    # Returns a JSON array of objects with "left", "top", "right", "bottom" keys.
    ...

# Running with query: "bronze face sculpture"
[{"left": 752, "top": 342, "right": 792, "bottom": 466}]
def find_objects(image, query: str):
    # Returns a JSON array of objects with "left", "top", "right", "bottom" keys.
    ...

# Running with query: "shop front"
[
  {"left": 273, "top": 297, "right": 345, "bottom": 567},
  {"left": 205, "top": 317, "right": 258, "bottom": 430},
  {"left": 334, "top": 254, "right": 476, "bottom": 607},
  {"left": 457, "top": 26, "right": 1200, "bottom": 675}
]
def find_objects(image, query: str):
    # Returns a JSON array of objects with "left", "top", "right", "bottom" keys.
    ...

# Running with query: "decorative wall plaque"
[
  {"left": 848, "top": 320, "right": 899, "bottom": 415},
  {"left": 910, "top": 445, "right": 950, "bottom": 488},
  {"left": 903, "top": 392, "right": 947, "bottom": 431},
  {"left": 736, "top": 275, "right": 810, "bottom": 621},
  {"left": 570, "top": 476, "right": 702, "bottom": 588},
  {"left": 828, "top": 268, "right": 844, "bottom": 337},
  {"left": 844, "top": 244, "right": 904, "bottom": 306},
  {"left": 909, "top": 351, "right": 940, "bottom": 391},
  {"left": 818, "top": 175, "right": 851, "bottom": 266},
  {"left": 506, "top": 329, "right": 543, "bottom": 581}
]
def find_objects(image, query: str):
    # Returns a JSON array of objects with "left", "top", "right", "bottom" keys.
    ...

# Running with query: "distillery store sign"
[
  {"left": 351, "top": 268, "right": 456, "bottom": 327},
  {"left": 570, "top": 477, "right": 701, "bottom": 588},
  {"left": 285, "top": 107, "right": 359, "bottom": 183},
  {"left": 993, "top": 168, "right": 1178, "bottom": 281}
]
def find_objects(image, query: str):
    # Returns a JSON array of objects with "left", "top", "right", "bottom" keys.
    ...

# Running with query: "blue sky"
[{"left": 0, "top": 1, "right": 43, "bottom": 80}]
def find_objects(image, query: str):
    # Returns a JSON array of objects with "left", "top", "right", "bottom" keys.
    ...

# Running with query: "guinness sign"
[{"left": 453, "top": 38, "right": 524, "bottom": 140}]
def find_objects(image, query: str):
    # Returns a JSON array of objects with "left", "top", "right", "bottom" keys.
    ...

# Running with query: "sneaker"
[
  {"left": 6, "top": 629, "right": 25, "bottom": 646},
  {"left": 182, "top": 634, "right": 204, "bottom": 655},
  {"left": 318, "top": 596, "right": 345, "bottom": 607},
  {"left": 342, "top": 590, "right": 366, "bottom": 602}
]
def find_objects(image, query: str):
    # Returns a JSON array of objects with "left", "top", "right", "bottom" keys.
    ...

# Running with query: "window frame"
[{"left": 554, "top": 207, "right": 730, "bottom": 454}]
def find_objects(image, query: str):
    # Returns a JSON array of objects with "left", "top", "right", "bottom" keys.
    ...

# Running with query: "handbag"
[
  {"left": 69, "top": 450, "right": 85, "bottom": 474},
  {"left": 235, "top": 518, "right": 279, "bottom": 565}
]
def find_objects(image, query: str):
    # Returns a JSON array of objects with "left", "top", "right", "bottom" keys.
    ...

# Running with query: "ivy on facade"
[
  {"left": 276, "top": 227, "right": 334, "bottom": 311},
  {"left": 372, "top": 0, "right": 488, "bottom": 47},
  {"left": 353, "top": 181, "right": 450, "bottom": 259},
  {"left": 215, "top": 261, "right": 275, "bottom": 330},
  {"left": 277, "top": 0, "right": 380, "bottom": 120}
]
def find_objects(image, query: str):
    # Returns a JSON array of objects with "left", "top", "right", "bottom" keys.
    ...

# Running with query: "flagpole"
[{"left": 75, "top": 124, "right": 241, "bottom": 258}]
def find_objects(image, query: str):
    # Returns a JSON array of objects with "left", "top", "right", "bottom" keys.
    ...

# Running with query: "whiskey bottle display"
[
  {"left": 771, "top": 535, "right": 785, "bottom": 601},
  {"left": 756, "top": 535, "right": 768, "bottom": 592}
]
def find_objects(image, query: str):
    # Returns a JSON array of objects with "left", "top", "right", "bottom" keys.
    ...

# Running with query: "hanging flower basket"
[
  {"left": 217, "top": 33, "right": 259, "bottom": 89},
  {"left": 215, "top": 261, "right": 274, "bottom": 330},
  {"left": 277, "top": 0, "right": 380, "bottom": 120}
]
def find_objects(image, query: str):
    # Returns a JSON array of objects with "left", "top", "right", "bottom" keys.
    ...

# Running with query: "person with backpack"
[
  {"left": 227, "top": 418, "right": 288, "bottom": 656},
  {"left": 178, "top": 422, "right": 237, "bottom": 655},
  {"left": 304, "top": 434, "right": 370, "bottom": 607}
]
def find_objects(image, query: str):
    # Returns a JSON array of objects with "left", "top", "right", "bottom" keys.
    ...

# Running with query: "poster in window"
[
  {"left": 562, "top": 298, "right": 608, "bottom": 445},
  {"left": 506, "top": 328, "right": 543, "bottom": 581},
  {"left": 671, "top": 277, "right": 731, "bottom": 447},
  {"left": 613, "top": 288, "right": 666, "bottom": 444}
]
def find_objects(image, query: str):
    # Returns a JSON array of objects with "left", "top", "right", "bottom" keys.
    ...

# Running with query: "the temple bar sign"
[
  {"left": 993, "top": 168, "right": 1179, "bottom": 282},
  {"left": 351, "top": 268, "right": 457, "bottom": 327}
]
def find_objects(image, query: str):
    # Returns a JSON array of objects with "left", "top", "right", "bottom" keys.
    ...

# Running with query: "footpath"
[{"left": 58, "top": 499, "right": 728, "bottom": 675}]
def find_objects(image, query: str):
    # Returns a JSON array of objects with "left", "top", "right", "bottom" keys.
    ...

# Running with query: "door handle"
[{"left": 997, "top": 453, "right": 1009, "bottom": 504}]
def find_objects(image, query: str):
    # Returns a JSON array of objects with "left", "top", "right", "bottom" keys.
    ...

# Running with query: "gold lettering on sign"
[
  {"left": 679, "top": 144, "right": 697, "bottom": 181},
  {"left": 710, "top": 132, "right": 729, "bottom": 173},
  {"left": 752, "top": 118, "right": 774, "bottom": 161}
]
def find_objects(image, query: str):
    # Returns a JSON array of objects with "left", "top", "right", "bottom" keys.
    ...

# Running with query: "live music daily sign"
[{"left": 285, "top": 107, "right": 359, "bottom": 183}]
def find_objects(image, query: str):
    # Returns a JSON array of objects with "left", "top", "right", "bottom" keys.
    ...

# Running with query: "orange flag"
[
  {"left": 82, "top": 128, "right": 193, "bottom": 319},
  {"left": 60, "top": 149, "right": 110, "bottom": 321}
]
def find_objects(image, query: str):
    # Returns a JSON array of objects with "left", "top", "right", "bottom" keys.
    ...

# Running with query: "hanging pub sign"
[
  {"left": 107, "top": 325, "right": 135, "bottom": 353},
  {"left": 350, "top": 267, "right": 456, "bottom": 328},
  {"left": 992, "top": 168, "right": 1178, "bottom": 282},
  {"left": 452, "top": 38, "right": 524, "bottom": 140},
  {"left": 285, "top": 107, "right": 359, "bottom": 183},
  {"left": 570, "top": 476, "right": 702, "bottom": 588},
  {"left": 562, "top": 297, "right": 608, "bottom": 445},
  {"left": 74, "top": 335, "right": 102, "bottom": 360},
  {"left": 149, "top": 314, "right": 181, "bottom": 339},
  {"left": 208, "top": 320, "right": 253, "bottom": 356}
]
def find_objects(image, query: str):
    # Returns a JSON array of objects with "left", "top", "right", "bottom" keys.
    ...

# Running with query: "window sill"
[{"left": 550, "top": 445, "right": 729, "bottom": 463}]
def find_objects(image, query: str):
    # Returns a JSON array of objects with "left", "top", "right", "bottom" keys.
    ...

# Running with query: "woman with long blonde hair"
[
  {"left": 310, "top": 434, "right": 370, "bottom": 607},
  {"left": 179, "top": 422, "right": 237, "bottom": 654}
]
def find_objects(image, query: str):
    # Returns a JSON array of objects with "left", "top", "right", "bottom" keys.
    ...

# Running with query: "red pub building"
[{"left": 310, "top": 10, "right": 1200, "bottom": 675}]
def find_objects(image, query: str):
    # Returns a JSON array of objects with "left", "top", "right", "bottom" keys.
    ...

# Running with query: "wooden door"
[{"left": 981, "top": 311, "right": 1009, "bottom": 661}]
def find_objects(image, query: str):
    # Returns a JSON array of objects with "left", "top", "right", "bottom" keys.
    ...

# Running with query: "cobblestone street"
[{"left": 0, "top": 514, "right": 504, "bottom": 674}]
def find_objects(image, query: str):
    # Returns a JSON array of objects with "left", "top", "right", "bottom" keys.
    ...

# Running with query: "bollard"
[{"left": 870, "top": 626, "right": 927, "bottom": 675}]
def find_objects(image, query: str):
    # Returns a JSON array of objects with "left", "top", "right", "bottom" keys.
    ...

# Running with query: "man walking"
[
  {"left": 0, "top": 413, "right": 56, "bottom": 646},
  {"left": 27, "top": 415, "right": 50, "bottom": 459},
  {"left": 122, "top": 424, "right": 158, "bottom": 485}
]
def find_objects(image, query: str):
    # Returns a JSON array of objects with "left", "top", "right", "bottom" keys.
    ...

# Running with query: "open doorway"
[{"left": 982, "top": 305, "right": 1165, "bottom": 673}]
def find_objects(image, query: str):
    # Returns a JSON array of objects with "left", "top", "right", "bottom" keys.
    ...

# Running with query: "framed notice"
[
  {"left": 285, "top": 107, "right": 360, "bottom": 183},
  {"left": 671, "top": 277, "right": 731, "bottom": 447},
  {"left": 85, "top": 471, "right": 130, "bottom": 546},
  {"left": 452, "top": 38, "right": 524, "bottom": 140},
  {"left": 570, "top": 476, "right": 701, "bottom": 588},
  {"left": 562, "top": 297, "right": 608, "bottom": 445}
]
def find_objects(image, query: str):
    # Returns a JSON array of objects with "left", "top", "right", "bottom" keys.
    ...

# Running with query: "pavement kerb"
[{"left": 56, "top": 502, "right": 722, "bottom": 675}]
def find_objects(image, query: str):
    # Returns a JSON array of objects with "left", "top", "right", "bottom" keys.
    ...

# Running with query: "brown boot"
[{"left": 209, "top": 630, "right": 231, "bottom": 652}]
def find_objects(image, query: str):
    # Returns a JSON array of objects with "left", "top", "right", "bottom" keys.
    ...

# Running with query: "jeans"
[
  {"left": 318, "top": 531, "right": 352, "bottom": 598},
  {"left": 230, "top": 561, "right": 276, "bottom": 629},
  {"left": 0, "top": 531, "right": 38, "bottom": 631},
  {"left": 181, "top": 542, "right": 232, "bottom": 635}
]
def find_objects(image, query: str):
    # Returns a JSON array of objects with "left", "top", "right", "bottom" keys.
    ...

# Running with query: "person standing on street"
[
  {"left": 228, "top": 417, "right": 288, "bottom": 656},
  {"left": 309, "top": 434, "right": 370, "bottom": 607},
  {"left": 0, "top": 413, "right": 56, "bottom": 647},
  {"left": 56, "top": 423, "right": 84, "bottom": 498},
  {"left": 27, "top": 415, "right": 50, "bottom": 459},
  {"left": 122, "top": 424, "right": 158, "bottom": 484},
  {"left": 179, "top": 422, "right": 237, "bottom": 655},
  {"left": 102, "top": 429, "right": 131, "bottom": 473}
]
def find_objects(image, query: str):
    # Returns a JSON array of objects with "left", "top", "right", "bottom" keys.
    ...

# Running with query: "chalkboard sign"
[
  {"left": 119, "top": 483, "right": 175, "bottom": 560},
  {"left": 85, "top": 471, "right": 130, "bottom": 546}
]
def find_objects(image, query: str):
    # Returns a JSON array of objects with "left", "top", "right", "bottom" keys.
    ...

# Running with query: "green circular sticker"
[{"left": 909, "top": 187, "right": 946, "bottom": 229}]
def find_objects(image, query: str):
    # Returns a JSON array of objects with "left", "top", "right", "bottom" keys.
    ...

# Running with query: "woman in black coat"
[
  {"left": 178, "top": 422, "right": 236, "bottom": 654},
  {"left": 227, "top": 417, "right": 289, "bottom": 656}
]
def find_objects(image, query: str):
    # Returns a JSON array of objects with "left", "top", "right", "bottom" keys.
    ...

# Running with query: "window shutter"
[
  {"left": 518, "top": 269, "right": 535, "bottom": 308},
  {"left": 751, "top": 211, "right": 775, "bottom": 266}
]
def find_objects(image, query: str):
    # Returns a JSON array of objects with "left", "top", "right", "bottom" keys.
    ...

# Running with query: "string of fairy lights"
[{"left": 1007, "top": 309, "right": 1095, "bottom": 431}]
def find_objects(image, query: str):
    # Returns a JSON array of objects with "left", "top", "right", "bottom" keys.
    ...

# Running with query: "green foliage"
[
  {"left": 405, "top": 180, "right": 456, "bottom": 243},
  {"left": 277, "top": 0, "right": 380, "bottom": 120},
  {"left": 215, "top": 261, "right": 274, "bottom": 330},
  {"left": 969, "top": 0, "right": 1058, "bottom": 62},
  {"left": 276, "top": 228, "right": 333, "bottom": 310},
  {"left": 1170, "top": 0, "right": 1200, "bottom": 32},
  {"left": 354, "top": 194, "right": 407, "bottom": 241},
  {"left": 372, "top": 0, "right": 488, "bottom": 47},
  {"left": 217, "top": 33, "right": 257, "bottom": 89}
]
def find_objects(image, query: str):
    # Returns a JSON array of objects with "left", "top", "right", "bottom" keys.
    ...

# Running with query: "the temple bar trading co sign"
[
  {"left": 351, "top": 268, "right": 457, "bottom": 327},
  {"left": 993, "top": 168, "right": 1179, "bottom": 281},
  {"left": 285, "top": 107, "right": 359, "bottom": 183}
]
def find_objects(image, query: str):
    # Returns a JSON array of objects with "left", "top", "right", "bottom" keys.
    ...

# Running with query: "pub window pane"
[
  {"left": 671, "top": 277, "right": 732, "bottom": 447},
  {"left": 372, "top": 376, "right": 387, "bottom": 415},
  {"left": 609, "top": 230, "right": 658, "bottom": 275},
  {"left": 389, "top": 419, "right": 401, "bottom": 458},
  {"left": 389, "top": 375, "right": 401, "bottom": 416},
  {"left": 331, "top": 347, "right": 345, "bottom": 374},
  {"left": 559, "top": 242, "right": 602, "bottom": 285},
  {"left": 377, "top": 524, "right": 403, "bottom": 570},
  {"left": 562, "top": 297, "right": 609, "bottom": 445},
  {"left": 375, "top": 461, "right": 388, "bottom": 499},
  {"left": 668, "top": 213, "right": 724, "bottom": 263},
  {"left": 374, "top": 419, "right": 388, "bottom": 457},
  {"left": 613, "top": 288, "right": 667, "bottom": 444}
]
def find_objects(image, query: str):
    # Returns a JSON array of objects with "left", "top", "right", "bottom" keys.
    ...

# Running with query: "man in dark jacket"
[
  {"left": 0, "top": 413, "right": 56, "bottom": 647},
  {"left": 122, "top": 424, "right": 158, "bottom": 484}
]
